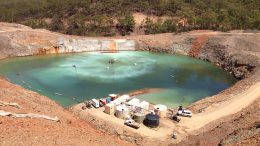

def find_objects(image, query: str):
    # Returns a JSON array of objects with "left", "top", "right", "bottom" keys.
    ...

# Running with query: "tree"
[
  {"left": 116, "top": 14, "right": 135, "bottom": 36},
  {"left": 198, "top": 10, "right": 218, "bottom": 30},
  {"left": 162, "top": 19, "right": 176, "bottom": 32},
  {"left": 144, "top": 18, "right": 176, "bottom": 34},
  {"left": 86, "top": 15, "right": 115, "bottom": 36},
  {"left": 49, "top": 15, "right": 64, "bottom": 32},
  {"left": 217, "top": 9, "right": 232, "bottom": 31},
  {"left": 67, "top": 15, "right": 86, "bottom": 35}
]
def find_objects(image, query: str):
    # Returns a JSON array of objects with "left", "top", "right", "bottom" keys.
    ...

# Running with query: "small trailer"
[{"left": 91, "top": 99, "right": 100, "bottom": 108}]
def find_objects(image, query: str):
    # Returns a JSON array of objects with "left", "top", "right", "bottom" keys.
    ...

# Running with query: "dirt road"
[{"left": 180, "top": 82, "right": 260, "bottom": 132}]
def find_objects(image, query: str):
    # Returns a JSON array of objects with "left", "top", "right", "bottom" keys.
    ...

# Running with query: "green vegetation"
[
  {"left": 0, "top": 0, "right": 259, "bottom": 36},
  {"left": 116, "top": 14, "right": 135, "bottom": 36},
  {"left": 144, "top": 18, "right": 177, "bottom": 34}
]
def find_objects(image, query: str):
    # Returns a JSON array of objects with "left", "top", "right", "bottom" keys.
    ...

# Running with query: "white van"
[{"left": 91, "top": 99, "right": 100, "bottom": 108}]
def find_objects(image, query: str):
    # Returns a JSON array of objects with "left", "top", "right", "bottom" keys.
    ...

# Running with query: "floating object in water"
[
  {"left": 170, "top": 75, "right": 175, "bottom": 78},
  {"left": 72, "top": 65, "right": 77, "bottom": 68},
  {"left": 108, "top": 59, "right": 116, "bottom": 64},
  {"left": 106, "top": 66, "right": 110, "bottom": 70},
  {"left": 37, "top": 89, "right": 42, "bottom": 92},
  {"left": 22, "top": 81, "right": 26, "bottom": 84},
  {"left": 134, "top": 63, "right": 137, "bottom": 66},
  {"left": 16, "top": 73, "right": 20, "bottom": 76},
  {"left": 54, "top": 93, "right": 63, "bottom": 96}
]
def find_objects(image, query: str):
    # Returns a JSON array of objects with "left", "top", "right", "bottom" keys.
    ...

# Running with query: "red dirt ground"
[{"left": 0, "top": 77, "right": 133, "bottom": 146}]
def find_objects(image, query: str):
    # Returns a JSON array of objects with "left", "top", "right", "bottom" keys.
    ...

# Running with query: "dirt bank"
[
  {"left": 0, "top": 22, "right": 259, "bottom": 145},
  {"left": 0, "top": 77, "right": 133, "bottom": 146}
]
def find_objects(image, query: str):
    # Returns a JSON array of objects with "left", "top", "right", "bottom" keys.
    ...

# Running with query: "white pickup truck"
[{"left": 177, "top": 109, "right": 192, "bottom": 117}]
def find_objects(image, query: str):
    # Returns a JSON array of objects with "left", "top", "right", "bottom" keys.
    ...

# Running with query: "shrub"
[
  {"left": 144, "top": 18, "right": 176, "bottom": 34},
  {"left": 116, "top": 14, "right": 135, "bottom": 36},
  {"left": 22, "top": 19, "right": 48, "bottom": 29}
]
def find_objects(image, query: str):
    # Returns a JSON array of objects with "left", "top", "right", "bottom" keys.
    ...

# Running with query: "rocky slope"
[
  {"left": 0, "top": 22, "right": 259, "bottom": 146},
  {"left": 0, "top": 77, "right": 132, "bottom": 146}
]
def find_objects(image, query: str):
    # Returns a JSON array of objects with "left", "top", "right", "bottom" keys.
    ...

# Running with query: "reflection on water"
[{"left": 0, "top": 51, "right": 237, "bottom": 107}]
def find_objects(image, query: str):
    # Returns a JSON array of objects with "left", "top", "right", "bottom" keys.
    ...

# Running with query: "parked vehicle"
[
  {"left": 177, "top": 109, "right": 192, "bottom": 117},
  {"left": 91, "top": 99, "right": 100, "bottom": 108},
  {"left": 124, "top": 119, "right": 140, "bottom": 129}
]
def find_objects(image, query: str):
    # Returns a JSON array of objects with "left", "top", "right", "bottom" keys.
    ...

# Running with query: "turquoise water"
[{"left": 0, "top": 51, "right": 237, "bottom": 107}]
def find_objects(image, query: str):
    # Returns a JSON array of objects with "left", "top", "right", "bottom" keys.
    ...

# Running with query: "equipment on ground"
[
  {"left": 172, "top": 115, "right": 181, "bottom": 122},
  {"left": 124, "top": 119, "right": 140, "bottom": 129},
  {"left": 172, "top": 133, "right": 177, "bottom": 139},
  {"left": 84, "top": 101, "right": 92, "bottom": 109},
  {"left": 154, "top": 104, "right": 168, "bottom": 118},
  {"left": 143, "top": 113, "right": 160, "bottom": 128},
  {"left": 133, "top": 112, "right": 145, "bottom": 124},
  {"left": 115, "top": 105, "right": 129, "bottom": 119},
  {"left": 104, "top": 103, "right": 115, "bottom": 115}
]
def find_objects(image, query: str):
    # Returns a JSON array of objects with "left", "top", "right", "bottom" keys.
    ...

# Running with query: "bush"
[
  {"left": 86, "top": 15, "right": 116, "bottom": 36},
  {"left": 67, "top": 15, "right": 86, "bottom": 35},
  {"left": 116, "top": 14, "right": 135, "bottom": 36},
  {"left": 49, "top": 15, "right": 64, "bottom": 32},
  {"left": 144, "top": 18, "right": 176, "bottom": 34},
  {"left": 22, "top": 19, "right": 48, "bottom": 29}
]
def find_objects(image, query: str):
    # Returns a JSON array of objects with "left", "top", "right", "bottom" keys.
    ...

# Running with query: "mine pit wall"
[
  {"left": 135, "top": 34, "right": 260, "bottom": 111},
  {"left": 134, "top": 35, "right": 260, "bottom": 146},
  {"left": 1, "top": 32, "right": 258, "bottom": 82},
  {"left": 56, "top": 38, "right": 136, "bottom": 53},
  {"left": 0, "top": 37, "right": 136, "bottom": 59},
  {"left": 135, "top": 35, "right": 260, "bottom": 80}
]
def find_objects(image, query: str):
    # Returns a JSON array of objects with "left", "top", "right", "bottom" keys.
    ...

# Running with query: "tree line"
[{"left": 0, "top": 0, "right": 259, "bottom": 36}]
